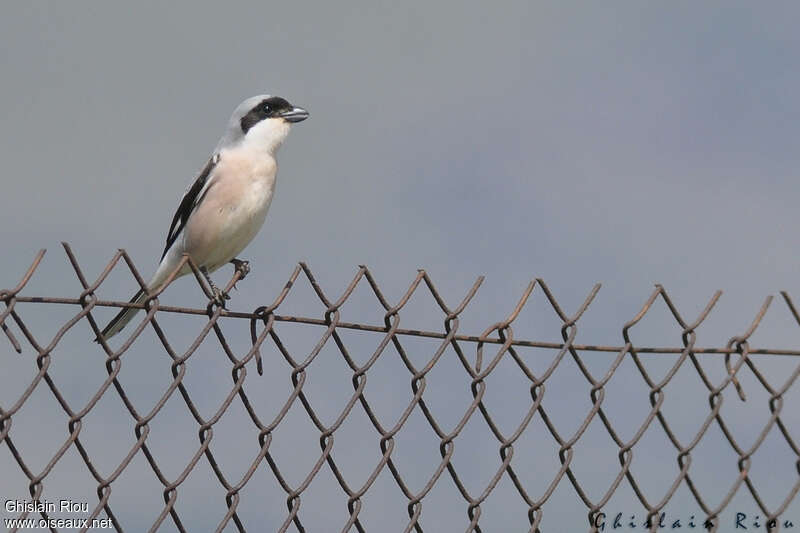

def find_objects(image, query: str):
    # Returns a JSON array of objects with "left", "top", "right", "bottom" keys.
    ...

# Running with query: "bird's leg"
[
  {"left": 200, "top": 266, "right": 230, "bottom": 307},
  {"left": 230, "top": 258, "right": 250, "bottom": 290}
]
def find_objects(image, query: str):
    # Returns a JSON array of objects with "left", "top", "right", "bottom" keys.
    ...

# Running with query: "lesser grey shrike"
[{"left": 97, "top": 95, "right": 309, "bottom": 341}]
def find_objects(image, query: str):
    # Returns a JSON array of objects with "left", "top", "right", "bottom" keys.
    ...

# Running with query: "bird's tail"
[
  {"left": 95, "top": 288, "right": 148, "bottom": 342},
  {"left": 95, "top": 247, "right": 188, "bottom": 343}
]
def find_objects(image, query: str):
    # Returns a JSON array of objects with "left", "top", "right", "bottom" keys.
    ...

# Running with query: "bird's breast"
[
  {"left": 182, "top": 151, "right": 277, "bottom": 270},
  {"left": 218, "top": 152, "right": 276, "bottom": 209}
]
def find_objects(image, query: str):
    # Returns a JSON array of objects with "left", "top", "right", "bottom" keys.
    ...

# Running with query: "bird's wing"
[{"left": 160, "top": 154, "right": 219, "bottom": 260}]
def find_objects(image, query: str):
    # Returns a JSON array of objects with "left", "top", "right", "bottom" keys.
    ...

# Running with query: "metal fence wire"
[{"left": 1, "top": 243, "right": 798, "bottom": 533}]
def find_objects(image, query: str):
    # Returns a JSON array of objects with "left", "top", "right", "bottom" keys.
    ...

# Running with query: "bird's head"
[{"left": 216, "top": 94, "right": 309, "bottom": 154}]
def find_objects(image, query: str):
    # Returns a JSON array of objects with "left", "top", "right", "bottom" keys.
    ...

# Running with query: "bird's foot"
[
  {"left": 200, "top": 265, "right": 231, "bottom": 307},
  {"left": 230, "top": 258, "right": 250, "bottom": 290},
  {"left": 211, "top": 284, "right": 231, "bottom": 308}
]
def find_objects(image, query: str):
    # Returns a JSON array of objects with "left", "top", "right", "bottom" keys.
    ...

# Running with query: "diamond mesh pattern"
[{"left": 1, "top": 244, "right": 798, "bottom": 532}]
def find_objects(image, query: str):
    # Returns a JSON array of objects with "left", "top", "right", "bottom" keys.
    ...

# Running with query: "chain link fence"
[{"left": 1, "top": 243, "right": 798, "bottom": 532}]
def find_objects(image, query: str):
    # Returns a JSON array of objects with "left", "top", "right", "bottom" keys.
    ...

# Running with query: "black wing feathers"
[{"left": 160, "top": 157, "right": 217, "bottom": 260}]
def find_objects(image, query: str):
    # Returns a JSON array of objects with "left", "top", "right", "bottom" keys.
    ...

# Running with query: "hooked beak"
[{"left": 280, "top": 106, "right": 309, "bottom": 123}]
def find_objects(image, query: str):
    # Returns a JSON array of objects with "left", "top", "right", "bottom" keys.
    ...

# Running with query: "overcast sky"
[{"left": 1, "top": 2, "right": 799, "bottom": 531}]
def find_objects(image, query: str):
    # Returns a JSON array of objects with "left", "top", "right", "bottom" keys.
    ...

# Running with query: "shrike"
[{"left": 97, "top": 95, "right": 308, "bottom": 341}]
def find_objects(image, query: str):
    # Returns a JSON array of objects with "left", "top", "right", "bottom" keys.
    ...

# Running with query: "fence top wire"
[
  {"left": 1, "top": 242, "right": 799, "bottom": 533},
  {"left": 3, "top": 245, "right": 799, "bottom": 358}
]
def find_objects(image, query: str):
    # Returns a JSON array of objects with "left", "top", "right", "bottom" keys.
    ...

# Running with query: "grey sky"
[{"left": 1, "top": 2, "right": 798, "bottom": 531}]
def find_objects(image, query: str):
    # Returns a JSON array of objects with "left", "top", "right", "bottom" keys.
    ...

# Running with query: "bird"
[{"left": 96, "top": 95, "right": 309, "bottom": 341}]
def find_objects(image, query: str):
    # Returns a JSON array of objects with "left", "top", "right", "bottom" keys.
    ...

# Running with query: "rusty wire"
[{"left": 1, "top": 243, "right": 798, "bottom": 533}]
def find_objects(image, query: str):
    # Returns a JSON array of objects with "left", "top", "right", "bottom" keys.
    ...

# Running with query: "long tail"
[
  {"left": 95, "top": 288, "right": 148, "bottom": 342},
  {"left": 95, "top": 244, "right": 189, "bottom": 342}
]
